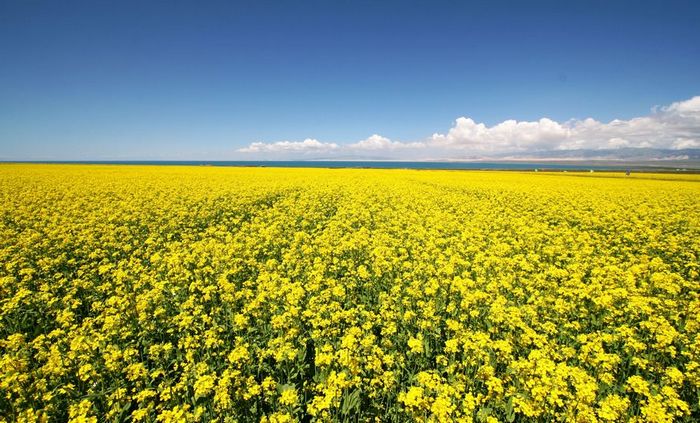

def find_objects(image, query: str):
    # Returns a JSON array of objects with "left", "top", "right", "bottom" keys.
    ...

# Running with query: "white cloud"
[
  {"left": 237, "top": 96, "right": 700, "bottom": 158},
  {"left": 664, "top": 96, "right": 700, "bottom": 114},
  {"left": 349, "top": 134, "right": 425, "bottom": 150},
  {"left": 238, "top": 138, "right": 338, "bottom": 153},
  {"left": 672, "top": 138, "right": 700, "bottom": 149},
  {"left": 430, "top": 96, "right": 700, "bottom": 152},
  {"left": 430, "top": 117, "right": 570, "bottom": 151}
]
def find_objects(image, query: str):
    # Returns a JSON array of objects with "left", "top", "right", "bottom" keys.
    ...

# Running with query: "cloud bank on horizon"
[{"left": 237, "top": 96, "right": 700, "bottom": 160}]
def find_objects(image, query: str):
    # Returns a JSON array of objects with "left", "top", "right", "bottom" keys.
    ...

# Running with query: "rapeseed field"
[{"left": 0, "top": 164, "right": 698, "bottom": 422}]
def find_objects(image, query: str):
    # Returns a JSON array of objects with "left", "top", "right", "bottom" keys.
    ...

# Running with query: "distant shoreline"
[{"left": 2, "top": 160, "right": 700, "bottom": 172}]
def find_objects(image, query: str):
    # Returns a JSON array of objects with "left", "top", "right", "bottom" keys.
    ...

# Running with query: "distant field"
[
  {"left": 1, "top": 164, "right": 699, "bottom": 422},
  {"left": 5, "top": 159, "right": 700, "bottom": 172}
]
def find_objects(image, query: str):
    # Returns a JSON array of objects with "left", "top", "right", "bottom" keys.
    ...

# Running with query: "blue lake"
[{"left": 7, "top": 160, "right": 689, "bottom": 171}]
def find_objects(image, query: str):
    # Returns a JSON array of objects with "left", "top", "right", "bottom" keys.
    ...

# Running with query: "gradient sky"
[{"left": 1, "top": 0, "right": 699, "bottom": 160}]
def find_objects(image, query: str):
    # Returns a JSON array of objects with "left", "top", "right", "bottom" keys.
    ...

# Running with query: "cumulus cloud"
[
  {"left": 664, "top": 95, "right": 700, "bottom": 114},
  {"left": 238, "top": 138, "right": 338, "bottom": 153},
  {"left": 349, "top": 134, "right": 425, "bottom": 150},
  {"left": 237, "top": 96, "right": 700, "bottom": 158},
  {"left": 430, "top": 117, "right": 570, "bottom": 151},
  {"left": 430, "top": 96, "right": 700, "bottom": 152}
]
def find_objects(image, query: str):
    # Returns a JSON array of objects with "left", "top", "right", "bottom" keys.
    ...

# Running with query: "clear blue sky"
[{"left": 1, "top": 0, "right": 699, "bottom": 160}]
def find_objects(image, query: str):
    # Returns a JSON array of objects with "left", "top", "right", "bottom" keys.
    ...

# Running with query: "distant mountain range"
[
  {"left": 4, "top": 148, "right": 699, "bottom": 168},
  {"left": 502, "top": 148, "right": 700, "bottom": 161},
  {"left": 310, "top": 148, "right": 700, "bottom": 165}
]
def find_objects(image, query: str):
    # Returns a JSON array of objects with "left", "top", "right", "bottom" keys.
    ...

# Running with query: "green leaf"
[{"left": 341, "top": 389, "right": 361, "bottom": 415}]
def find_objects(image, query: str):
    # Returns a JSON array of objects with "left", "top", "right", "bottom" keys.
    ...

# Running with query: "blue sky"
[{"left": 1, "top": 0, "right": 699, "bottom": 160}]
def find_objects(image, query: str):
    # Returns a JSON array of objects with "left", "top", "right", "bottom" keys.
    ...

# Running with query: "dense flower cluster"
[{"left": 1, "top": 164, "right": 699, "bottom": 422}]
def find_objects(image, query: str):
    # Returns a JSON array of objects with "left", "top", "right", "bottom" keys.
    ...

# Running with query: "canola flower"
[{"left": 0, "top": 164, "right": 699, "bottom": 422}]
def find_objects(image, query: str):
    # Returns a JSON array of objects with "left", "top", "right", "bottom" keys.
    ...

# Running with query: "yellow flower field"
[{"left": 0, "top": 164, "right": 699, "bottom": 422}]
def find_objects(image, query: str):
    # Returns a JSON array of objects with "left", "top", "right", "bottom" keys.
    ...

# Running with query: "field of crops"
[{"left": 1, "top": 164, "right": 699, "bottom": 422}]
